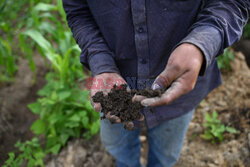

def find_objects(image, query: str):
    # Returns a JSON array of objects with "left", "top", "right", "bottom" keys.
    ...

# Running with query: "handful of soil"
[{"left": 92, "top": 84, "right": 165, "bottom": 122}]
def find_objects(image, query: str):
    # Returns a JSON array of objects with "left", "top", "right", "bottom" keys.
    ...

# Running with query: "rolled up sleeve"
[{"left": 179, "top": 0, "right": 250, "bottom": 75}]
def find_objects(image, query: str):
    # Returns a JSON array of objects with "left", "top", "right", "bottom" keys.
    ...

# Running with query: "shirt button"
[
  {"left": 140, "top": 59, "right": 147, "bottom": 64},
  {"left": 137, "top": 27, "right": 144, "bottom": 33}
]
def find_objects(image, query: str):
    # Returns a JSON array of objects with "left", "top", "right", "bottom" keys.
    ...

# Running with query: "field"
[{"left": 0, "top": 0, "right": 249, "bottom": 167}]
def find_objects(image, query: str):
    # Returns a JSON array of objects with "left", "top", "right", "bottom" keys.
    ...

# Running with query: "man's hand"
[
  {"left": 136, "top": 43, "right": 204, "bottom": 107},
  {"left": 90, "top": 72, "right": 144, "bottom": 130}
]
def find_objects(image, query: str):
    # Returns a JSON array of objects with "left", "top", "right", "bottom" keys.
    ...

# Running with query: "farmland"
[{"left": 0, "top": 0, "right": 249, "bottom": 167}]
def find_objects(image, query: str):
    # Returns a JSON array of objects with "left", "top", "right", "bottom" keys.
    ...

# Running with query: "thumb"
[
  {"left": 152, "top": 69, "right": 176, "bottom": 90},
  {"left": 93, "top": 103, "right": 101, "bottom": 112}
]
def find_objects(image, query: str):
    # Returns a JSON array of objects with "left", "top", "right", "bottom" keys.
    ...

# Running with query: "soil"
[
  {"left": 92, "top": 84, "right": 164, "bottom": 122},
  {"left": 0, "top": 55, "right": 47, "bottom": 165},
  {"left": 46, "top": 136, "right": 115, "bottom": 167}
]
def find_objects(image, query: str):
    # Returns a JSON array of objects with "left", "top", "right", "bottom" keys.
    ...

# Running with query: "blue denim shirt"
[{"left": 63, "top": 0, "right": 249, "bottom": 128}]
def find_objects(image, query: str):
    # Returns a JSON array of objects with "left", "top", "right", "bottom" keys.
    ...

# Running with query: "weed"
[{"left": 200, "top": 111, "right": 239, "bottom": 143}]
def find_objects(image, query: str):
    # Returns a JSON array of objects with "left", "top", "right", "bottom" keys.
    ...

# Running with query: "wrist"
[{"left": 182, "top": 43, "right": 205, "bottom": 74}]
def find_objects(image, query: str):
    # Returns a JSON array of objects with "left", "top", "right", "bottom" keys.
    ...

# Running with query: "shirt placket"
[{"left": 131, "top": 0, "right": 150, "bottom": 89}]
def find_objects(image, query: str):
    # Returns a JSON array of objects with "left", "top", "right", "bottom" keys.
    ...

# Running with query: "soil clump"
[{"left": 92, "top": 84, "right": 164, "bottom": 122}]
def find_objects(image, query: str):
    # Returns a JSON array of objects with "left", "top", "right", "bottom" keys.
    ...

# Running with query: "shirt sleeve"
[
  {"left": 62, "top": 0, "right": 120, "bottom": 76},
  {"left": 179, "top": 0, "right": 250, "bottom": 75}
]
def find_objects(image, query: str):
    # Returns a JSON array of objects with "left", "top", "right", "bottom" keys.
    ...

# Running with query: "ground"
[{"left": 0, "top": 48, "right": 249, "bottom": 166}]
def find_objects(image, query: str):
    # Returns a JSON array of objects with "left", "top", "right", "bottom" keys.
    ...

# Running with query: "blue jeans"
[{"left": 100, "top": 109, "right": 194, "bottom": 167}]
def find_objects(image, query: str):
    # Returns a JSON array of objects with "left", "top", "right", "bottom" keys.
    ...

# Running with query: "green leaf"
[
  {"left": 58, "top": 91, "right": 71, "bottom": 101},
  {"left": 69, "top": 114, "right": 81, "bottom": 122},
  {"left": 21, "top": 29, "right": 52, "bottom": 52},
  {"left": 200, "top": 131, "right": 213, "bottom": 140},
  {"left": 90, "top": 120, "right": 100, "bottom": 135},
  {"left": 225, "top": 126, "right": 238, "bottom": 133},
  {"left": 205, "top": 113, "right": 213, "bottom": 122},
  {"left": 60, "top": 134, "right": 70, "bottom": 145},
  {"left": 46, "top": 136, "right": 58, "bottom": 149},
  {"left": 48, "top": 113, "right": 65, "bottom": 124},
  {"left": 28, "top": 102, "right": 42, "bottom": 114},
  {"left": 65, "top": 121, "right": 79, "bottom": 128},
  {"left": 33, "top": 3, "right": 57, "bottom": 12},
  {"left": 212, "top": 111, "right": 218, "bottom": 119},
  {"left": 20, "top": 29, "right": 60, "bottom": 70},
  {"left": 8, "top": 152, "right": 15, "bottom": 160},
  {"left": 81, "top": 117, "right": 89, "bottom": 127},
  {"left": 49, "top": 144, "right": 61, "bottom": 155},
  {"left": 30, "top": 119, "right": 45, "bottom": 135}
]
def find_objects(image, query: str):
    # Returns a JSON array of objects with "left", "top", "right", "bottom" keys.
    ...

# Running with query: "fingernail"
[
  {"left": 141, "top": 99, "right": 151, "bottom": 107},
  {"left": 152, "top": 83, "right": 161, "bottom": 90},
  {"left": 125, "top": 122, "right": 135, "bottom": 131},
  {"left": 109, "top": 116, "right": 117, "bottom": 124}
]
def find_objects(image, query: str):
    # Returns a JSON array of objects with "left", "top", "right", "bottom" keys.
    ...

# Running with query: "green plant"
[
  {"left": 217, "top": 48, "right": 234, "bottom": 70},
  {"left": 4, "top": 33, "right": 99, "bottom": 166},
  {"left": 200, "top": 111, "right": 239, "bottom": 143},
  {"left": 29, "top": 72, "right": 99, "bottom": 155},
  {"left": 5, "top": 28, "right": 98, "bottom": 167},
  {"left": 19, "top": 1, "right": 69, "bottom": 77},
  {"left": 0, "top": 38, "right": 16, "bottom": 83},
  {"left": 4, "top": 1, "right": 99, "bottom": 166},
  {"left": 0, "top": 0, "right": 55, "bottom": 84},
  {"left": 3, "top": 138, "right": 45, "bottom": 167}
]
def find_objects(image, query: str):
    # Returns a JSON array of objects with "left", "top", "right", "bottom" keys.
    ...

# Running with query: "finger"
[
  {"left": 132, "top": 95, "right": 147, "bottom": 103},
  {"left": 93, "top": 103, "right": 101, "bottom": 112},
  {"left": 137, "top": 113, "right": 144, "bottom": 122},
  {"left": 152, "top": 63, "right": 183, "bottom": 90},
  {"left": 126, "top": 85, "right": 131, "bottom": 92},
  {"left": 123, "top": 121, "right": 135, "bottom": 131},
  {"left": 142, "top": 72, "right": 195, "bottom": 107},
  {"left": 141, "top": 84, "right": 179, "bottom": 107},
  {"left": 106, "top": 112, "right": 121, "bottom": 124},
  {"left": 109, "top": 115, "right": 121, "bottom": 124}
]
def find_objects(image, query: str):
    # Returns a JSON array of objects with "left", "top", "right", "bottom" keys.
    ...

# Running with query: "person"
[{"left": 63, "top": 0, "right": 250, "bottom": 166}]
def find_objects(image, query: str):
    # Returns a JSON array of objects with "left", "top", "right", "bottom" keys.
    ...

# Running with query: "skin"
[
  {"left": 90, "top": 72, "right": 144, "bottom": 130},
  {"left": 91, "top": 43, "right": 203, "bottom": 130},
  {"left": 134, "top": 43, "right": 204, "bottom": 107}
]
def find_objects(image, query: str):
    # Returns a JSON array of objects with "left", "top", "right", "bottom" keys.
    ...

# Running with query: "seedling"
[{"left": 200, "top": 111, "right": 239, "bottom": 143}]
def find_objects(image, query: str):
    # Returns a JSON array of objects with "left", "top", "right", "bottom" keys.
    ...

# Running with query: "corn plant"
[
  {"left": 0, "top": 38, "right": 16, "bottom": 83},
  {"left": 19, "top": 1, "right": 75, "bottom": 79}
]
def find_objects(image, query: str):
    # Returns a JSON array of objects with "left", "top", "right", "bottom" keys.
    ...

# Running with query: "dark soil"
[{"left": 92, "top": 84, "right": 164, "bottom": 122}]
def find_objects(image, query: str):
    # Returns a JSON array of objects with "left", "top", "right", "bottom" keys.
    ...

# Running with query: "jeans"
[{"left": 100, "top": 109, "right": 194, "bottom": 167}]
